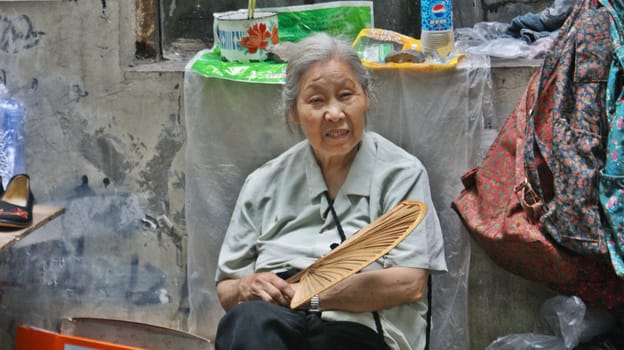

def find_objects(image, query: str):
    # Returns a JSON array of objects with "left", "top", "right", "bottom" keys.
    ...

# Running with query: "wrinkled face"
[{"left": 291, "top": 57, "right": 369, "bottom": 164}]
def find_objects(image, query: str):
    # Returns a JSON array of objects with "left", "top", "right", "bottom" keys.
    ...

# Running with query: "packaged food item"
[
  {"left": 353, "top": 28, "right": 421, "bottom": 63},
  {"left": 352, "top": 28, "right": 462, "bottom": 71},
  {"left": 385, "top": 49, "right": 425, "bottom": 63}
]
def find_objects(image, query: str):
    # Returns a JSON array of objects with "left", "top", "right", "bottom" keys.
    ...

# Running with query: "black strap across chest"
[{"left": 323, "top": 191, "right": 386, "bottom": 341}]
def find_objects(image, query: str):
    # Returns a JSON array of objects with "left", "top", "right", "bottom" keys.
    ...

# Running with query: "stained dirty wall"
[
  {"left": 0, "top": 1, "right": 554, "bottom": 349},
  {"left": 0, "top": 1, "right": 186, "bottom": 348}
]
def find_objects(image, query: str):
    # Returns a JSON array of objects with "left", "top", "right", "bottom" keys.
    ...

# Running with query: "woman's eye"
[{"left": 340, "top": 91, "right": 354, "bottom": 99}]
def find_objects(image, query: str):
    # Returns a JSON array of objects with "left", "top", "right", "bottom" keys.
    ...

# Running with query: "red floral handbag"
[
  {"left": 452, "top": 70, "right": 623, "bottom": 308},
  {"left": 453, "top": 73, "right": 576, "bottom": 292},
  {"left": 452, "top": 0, "right": 624, "bottom": 308}
]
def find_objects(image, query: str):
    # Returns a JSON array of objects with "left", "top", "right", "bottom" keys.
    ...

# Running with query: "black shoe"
[{"left": 0, "top": 174, "right": 34, "bottom": 229}]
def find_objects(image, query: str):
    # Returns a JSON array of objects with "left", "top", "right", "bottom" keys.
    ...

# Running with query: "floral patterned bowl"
[{"left": 214, "top": 11, "right": 279, "bottom": 63}]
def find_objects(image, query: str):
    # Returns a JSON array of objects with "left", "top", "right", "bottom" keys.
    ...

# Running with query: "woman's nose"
[{"left": 324, "top": 103, "right": 345, "bottom": 122}]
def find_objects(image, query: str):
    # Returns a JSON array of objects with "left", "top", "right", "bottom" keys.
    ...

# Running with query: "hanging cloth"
[
  {"left": 523, "top": 0, "right": 612, "bottom": 255},
  {"left": 599, "top": 0, "right": 624, "bottom": 277}
]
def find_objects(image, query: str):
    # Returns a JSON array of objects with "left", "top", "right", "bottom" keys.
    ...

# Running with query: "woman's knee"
[{"left": 216, "top": 301, "right": 306, "bottom": 349}]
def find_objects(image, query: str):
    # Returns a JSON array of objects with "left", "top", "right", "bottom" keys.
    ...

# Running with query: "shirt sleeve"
[{"left": 375, "top": 146, "right": 448, "bottom": 274}]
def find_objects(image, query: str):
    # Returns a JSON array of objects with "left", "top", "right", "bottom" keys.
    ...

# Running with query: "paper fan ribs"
[{"left": 287, "top": 200, "right": 427, "bottom": 309}]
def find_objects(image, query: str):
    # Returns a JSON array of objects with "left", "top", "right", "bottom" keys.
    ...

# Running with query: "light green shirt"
[{"left": 216, "top": 131, "right": 447, "bottom": 350}]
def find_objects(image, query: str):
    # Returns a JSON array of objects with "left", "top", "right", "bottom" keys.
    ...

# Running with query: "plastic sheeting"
[
  {"left": 455, "top": 22, "right": 557, "bottom": 59},
  {"left": 454, "top": 0, "right": 575, "bottom": 59},
  {"left": 183, "top": 53, "right": 494, "bottom": 349},
  {"left": 486, "top": 296, "right": 617, "bottom": 349}
]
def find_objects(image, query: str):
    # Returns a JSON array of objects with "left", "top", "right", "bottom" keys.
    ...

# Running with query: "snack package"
[
  {"left": 353, "top": 28, "right": 462, "bottom": 71},
  {"left": 353, "top": 28, "right": 421, "bottom": 62}
]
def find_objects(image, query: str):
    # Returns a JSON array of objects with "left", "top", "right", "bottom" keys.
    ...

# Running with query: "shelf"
[{"left": 0, "top": 204, "right": 65, "bottom": 253}]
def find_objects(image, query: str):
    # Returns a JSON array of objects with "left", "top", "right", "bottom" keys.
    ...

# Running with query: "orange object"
[{"left": 15, "top": 325, "right": 145, "bottom": 350}]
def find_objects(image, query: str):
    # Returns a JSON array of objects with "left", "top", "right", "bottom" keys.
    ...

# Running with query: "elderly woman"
[{"left": 214, "top": 33, "right": 447, "bottom": 350}]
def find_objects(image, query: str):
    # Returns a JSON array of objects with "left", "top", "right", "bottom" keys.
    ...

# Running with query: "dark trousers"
[{"left": 215, "top": 300, "right": 389, "bottom": 350}]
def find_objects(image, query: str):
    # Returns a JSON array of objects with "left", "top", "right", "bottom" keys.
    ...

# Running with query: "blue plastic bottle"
[
  {"left": 420, "top": 0, "right": 454, "bottom": 59},
  {"left": 0, "top": 86, "right": 25, "bottom": 187}
]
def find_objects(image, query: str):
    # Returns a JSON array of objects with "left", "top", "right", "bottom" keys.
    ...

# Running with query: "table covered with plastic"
[{"left": 183, "top": 52, "right": 493, "bottom": 350}]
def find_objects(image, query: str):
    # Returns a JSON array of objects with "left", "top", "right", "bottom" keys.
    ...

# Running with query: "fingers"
[
  {"left": 238, "top": 272, "right": 295, "bottom": 307},
  {"left": 261, "top": 273, "right": 295, "bottom": 306}
]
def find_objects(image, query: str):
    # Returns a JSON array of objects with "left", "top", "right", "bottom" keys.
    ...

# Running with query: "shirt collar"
[{"left": 305, "top": 131, "right": 375, "bottom": 201}]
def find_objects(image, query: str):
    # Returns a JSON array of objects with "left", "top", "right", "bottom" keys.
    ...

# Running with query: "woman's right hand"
[
  {"left": 238, "top": 272, "right": 295, "bottom": 306},
  {"left": 217, "top": 272, "right": 295, "bottom": 310}
]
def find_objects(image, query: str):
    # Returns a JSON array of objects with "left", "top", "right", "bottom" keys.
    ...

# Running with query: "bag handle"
[{"left": 514, "top": 73, "right": 546, "bottom": 223}]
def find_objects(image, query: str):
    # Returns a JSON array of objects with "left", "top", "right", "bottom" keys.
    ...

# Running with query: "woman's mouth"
[{"left": 326, "top": 129, "right": 349, "bottom": 137}]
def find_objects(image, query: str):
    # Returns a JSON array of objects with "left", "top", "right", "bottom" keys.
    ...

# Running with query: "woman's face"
[{"left": 291, "top": 57, "right": 369, "bottom": 164}]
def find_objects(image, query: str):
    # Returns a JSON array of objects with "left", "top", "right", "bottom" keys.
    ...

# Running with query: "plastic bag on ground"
[
  {"left": 485, "top": 296, "right": 616, "bottom": 350},
  {"left": 486, "top": 334, "right": 568, "bottom": 350}
]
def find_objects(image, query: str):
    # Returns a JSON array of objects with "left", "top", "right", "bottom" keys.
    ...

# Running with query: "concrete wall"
[
  {"left": 0, "top": 1, "right": 187, "bottom": 347},
  {"left": 0, "top": 1, "right": 553, "bottom": 349}
]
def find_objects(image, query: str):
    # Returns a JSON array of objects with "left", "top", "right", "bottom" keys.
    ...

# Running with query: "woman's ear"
[{"left": 289, "top": 107, "right": 300, "bottom": 124}]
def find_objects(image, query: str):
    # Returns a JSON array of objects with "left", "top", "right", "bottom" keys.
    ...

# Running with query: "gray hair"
[{"left": 279, "top": 33, "right": 372, "bottom": 132}]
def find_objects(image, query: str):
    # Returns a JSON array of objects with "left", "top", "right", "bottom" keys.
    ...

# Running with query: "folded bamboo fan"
[{"left": 286, "top": 200, "right": 427, "bottom": 309}]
